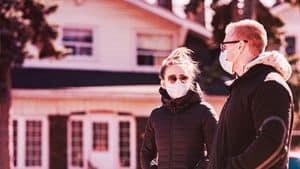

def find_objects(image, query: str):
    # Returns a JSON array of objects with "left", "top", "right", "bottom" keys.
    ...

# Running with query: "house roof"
[
  {"left": 12, "top": 85, "right": 226, "bottom": 102},
  {"left": 12, "top": 67, "right": 160, "bottom": 89},
  {"left": 12, "top": 85, "right": 226, "bottom": 117},
  {"left": 124, "top": 0, "right": 212, "bottom": 39},
  {"left": 12, "top": 85, "right": 159, "bottom": 100},
  {"left": 271, "top": 2, "right": 292, "bottom": 14}
]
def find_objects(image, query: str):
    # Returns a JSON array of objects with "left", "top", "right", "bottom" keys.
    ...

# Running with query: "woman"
[{"left": 140, "top": 47, "right": 217, "bottom": 169}]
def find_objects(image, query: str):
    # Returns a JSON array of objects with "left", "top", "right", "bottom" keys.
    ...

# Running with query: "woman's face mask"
[
  {"left": 162, "top": 64, "right": 192, "bottom": 99},
  {"left": 165, "top": 80, "right": 190, "bottom": 99}
]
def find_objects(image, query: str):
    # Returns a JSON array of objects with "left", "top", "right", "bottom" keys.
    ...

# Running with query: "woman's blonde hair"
[{"left": 159, "top": 47, "right": 200, "bottom": 81}]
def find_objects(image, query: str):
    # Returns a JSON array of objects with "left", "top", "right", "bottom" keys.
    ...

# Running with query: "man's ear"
[
  {"left": 161, "top": 80, "right": 166, "bottom": 88},
  {"left": 239, "top": 41, "right": 246, "bottom": 50}
]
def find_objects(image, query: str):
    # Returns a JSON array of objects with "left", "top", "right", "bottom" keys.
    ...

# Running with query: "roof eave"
[{"left": 124, "top": 0, "right": 212, "bottom": 39}]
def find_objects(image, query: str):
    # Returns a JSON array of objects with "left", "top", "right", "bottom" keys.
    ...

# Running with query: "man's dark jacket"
[
  {"left": 208, "top": 55, "right": 294, "bottom": 169},
  {"left": 140, "top": 87, "right": 217, "bottom": 169}
]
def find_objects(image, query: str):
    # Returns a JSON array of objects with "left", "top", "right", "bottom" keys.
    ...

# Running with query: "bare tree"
[{"left": 0, "top": 1, "right": 66, "bottom": 168}]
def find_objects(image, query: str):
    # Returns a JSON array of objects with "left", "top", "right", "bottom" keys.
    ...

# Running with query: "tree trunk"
[
  {"left": 0, "top": 64, "right": 11, "bottom": 169},
  {"left": 231, "top": 0, "right": 241, "bottom": 21},
  {"left": 244, "top": 0, "right": 257, "bottom": 19},
  {"left": 157, "top": 0, "right": 172, "bottom": 11},
  {"left": 195, "top": 1, "right": 205, "bottom": 26}
]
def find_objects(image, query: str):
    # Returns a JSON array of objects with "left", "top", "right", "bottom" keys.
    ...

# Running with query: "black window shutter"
[{"left": 49, "top": 115, "right": 68, "bottom": 169}]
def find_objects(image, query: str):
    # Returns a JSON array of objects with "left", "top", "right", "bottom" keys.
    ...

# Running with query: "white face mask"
[
  {"left": 219, "top": 50, "right": 234, "bottom": 75},
  {"left": 165, "top": 80, "right": 190, "bottom": 99}
]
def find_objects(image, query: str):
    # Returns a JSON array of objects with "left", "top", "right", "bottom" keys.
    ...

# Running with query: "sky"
[{"left": 145, "top": 0, "right": 276, "bottom": 29}]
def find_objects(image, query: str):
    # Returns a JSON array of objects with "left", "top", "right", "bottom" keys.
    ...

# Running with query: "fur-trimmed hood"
[{"left": 244, "top": 51, "right": 292, "bottom": 81}]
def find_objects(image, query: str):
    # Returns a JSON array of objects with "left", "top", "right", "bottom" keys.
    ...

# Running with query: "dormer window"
[
  {"left": 137, "top": 33, "right": 173, "bottom": 66},
  {"left": 62, "top": 28, "right": 93, "bottom": 57}
]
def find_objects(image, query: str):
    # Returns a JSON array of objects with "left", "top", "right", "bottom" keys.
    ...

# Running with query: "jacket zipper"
[
  {"left": 169, "top": 110, "right": 174, "bottom": 169},
  {"left": 255, "top": 116, "right": 287, "bottom": 169}
]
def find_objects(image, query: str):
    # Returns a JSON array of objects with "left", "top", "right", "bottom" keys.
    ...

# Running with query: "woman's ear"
[{"left": 160, "top": 80, "right": 166, "bottom": 88}]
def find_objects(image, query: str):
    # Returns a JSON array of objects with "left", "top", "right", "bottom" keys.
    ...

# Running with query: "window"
[
  {"left": 71, "top": 121, "right": 83, "bottom": 167},
  {"left": 13, "top": 120, "right": 18, "bottom": 167},
  {"left": 137, "top": 33, "right": 173, "bottom": 66},
  {"left": 25, "top": 120, "right": 42, "bottom": 166},
  {"left": 11, "top": 117, "right": 48, "bottom": 169},
  {"left": 62, "top": 28, "right": 93, "bottom": 57},
  {"left": 93, "top": 122, "right": 109, "bottom": 151},
  {"left": 285, "top": 36, "right": 296, "bottom": 55},
  {"left": 119, "top": 121, "right": 130, "bottom": 167}
]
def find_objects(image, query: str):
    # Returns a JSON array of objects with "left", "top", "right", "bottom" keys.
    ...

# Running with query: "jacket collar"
[
  {"left": 229, "top": 64, "right": 276, "bottom": 90},
  {"left": 244, "top": 51, "right": 292, "bottom": 81}
]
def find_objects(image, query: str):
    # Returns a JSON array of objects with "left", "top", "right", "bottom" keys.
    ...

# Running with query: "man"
[{"left": 208, "top": 19, "right": 294, "bottom": 169}]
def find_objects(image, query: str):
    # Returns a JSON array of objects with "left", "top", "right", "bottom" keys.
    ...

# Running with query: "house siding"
[{"left": 25, "top": 0, "right": 181, "bottom": 72}]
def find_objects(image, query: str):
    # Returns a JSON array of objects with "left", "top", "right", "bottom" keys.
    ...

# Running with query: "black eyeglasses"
[
  {"left": 220, "top": 40, "right": 248, "bottom": 52},
  {"left": 167, "top": 74, "right": 189, "bottom": 84}
]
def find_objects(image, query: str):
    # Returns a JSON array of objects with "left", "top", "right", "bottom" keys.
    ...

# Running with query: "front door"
[
  {"left": 87, "top": 114, "right": 117, "bottom": 169},
  {"left": 68, "top": 113, "right": 136, "bottom": 169}
]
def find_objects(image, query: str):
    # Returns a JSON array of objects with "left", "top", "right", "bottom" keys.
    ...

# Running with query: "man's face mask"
[
  {"left": 219, "top": 50, "right": 234, "bottom": 75},
  {"left": 219, "top": 40, "right": 248, "bottom": 75}
]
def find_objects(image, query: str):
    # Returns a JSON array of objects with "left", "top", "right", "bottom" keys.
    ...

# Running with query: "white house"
[
  {"left": 271, "top": 3, "right": 300, "bottom": 152},
  {"left": 23, "top": 0, "right": 212, "bottom": 72},
  {"left": 11, "top": 85, "right": 225, "bottom": 169},
  {"left": 271, "top": 2, "right": 300, "bottom": 57},
  {"left": 10, "top": 1, "right": 223, "bottom": 169}
]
